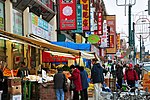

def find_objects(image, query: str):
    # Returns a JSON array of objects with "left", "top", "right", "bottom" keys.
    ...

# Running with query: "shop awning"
[
  {"left": 44, "top": 51, "right": 76, "bottom": 58},
  {"left": 0, "top": 30, "right": 80, "bottom": 55},
  {"left": 80, "top": 51, "right": 95, "bottom": 60}
]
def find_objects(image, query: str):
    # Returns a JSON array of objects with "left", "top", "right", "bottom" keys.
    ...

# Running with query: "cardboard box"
[
  {"left": 8, "top": 85, "right": 22, "bottom": 95},
  {"left": 8, "top": 77, "right": 21, "bottom": 87},
  {"left": 10, "top": 94, "right": 22, "bottom": 100}
]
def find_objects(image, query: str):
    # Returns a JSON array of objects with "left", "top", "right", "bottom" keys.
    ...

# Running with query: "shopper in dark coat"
[
  {"left": 69, "top": 65, "right": 82, "bottom": 100},
  {"left": 54, "top": 68, "right": 66, "bottom": 100},
  {"left": 78, "top": 66, "right": 89, "bottom": 100},
  {"left": 91, "top": 59, "right": 104, "bottom": 100},
  {"left": 116, "top": 64, "right": 123, "bottom": 89},
  {"left": 134, "top": 64, "right": 141, "bottom": 80}
]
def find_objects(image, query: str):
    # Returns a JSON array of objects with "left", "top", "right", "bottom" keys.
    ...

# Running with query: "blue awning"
[{"left": 51, "top": 42, "right": 91, "bottom": 51}]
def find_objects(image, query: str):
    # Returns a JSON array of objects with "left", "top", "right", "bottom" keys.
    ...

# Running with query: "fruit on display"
[
  {"left": 88, "top": 83, "right": 94, "bottom": 90},
  {"left": 3, "top": 68, "right": 18, "bottom": 77}
]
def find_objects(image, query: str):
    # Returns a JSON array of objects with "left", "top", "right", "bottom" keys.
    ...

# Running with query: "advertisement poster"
[
  {"left": 80, "top": 0, "right": 90, "bottom": 30},
  {"left": 59, "top": 0, "right": 77, "bottom": 30},
  {"left": 106, "top": 15, "right": 116, "bottom": 54},
  {"left": 13, "top": 9, "right": 23, "bottom": 36},
  {"left": 72, "top": 4, "right": 82, "bottom": 33},
  {"left": 29, "top": 13, "right": 53, "bottom": 41}
]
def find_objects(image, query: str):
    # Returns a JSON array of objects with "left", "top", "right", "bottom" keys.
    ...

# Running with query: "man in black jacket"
[
  {"left": 54, "top": 68, "right": 66, "bottom": 100},
  {"left": 91, "top": 59, "right": 104, "bottom": 100}
]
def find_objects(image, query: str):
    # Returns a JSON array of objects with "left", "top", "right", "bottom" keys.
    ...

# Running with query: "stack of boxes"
[
  {"left": 7, "top": 77, "right": 22, "bottom": 100},
  {"left": 142, "top": 73, "right": 150, "bottom": 92}
]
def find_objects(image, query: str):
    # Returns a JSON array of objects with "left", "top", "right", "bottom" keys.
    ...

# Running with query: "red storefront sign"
[
  {"left": 97, "top": 12, "right": 102, "bottom": 35},
  {"left": 42, "top": 52, "right": 75, "bottom": 62},
  {"left": 59, "top": 0, "right": 77, "bottom": 30},
  {"left": 109, "top": 35, "right": 114, "bottom": 48},
  {"left": 80, "top": 0, "right": 90, "bottom": 30}
]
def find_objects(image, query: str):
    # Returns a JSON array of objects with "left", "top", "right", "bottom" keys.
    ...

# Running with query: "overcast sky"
[{"left": 103, "top": 0, "right": 150, "bottom": 52}]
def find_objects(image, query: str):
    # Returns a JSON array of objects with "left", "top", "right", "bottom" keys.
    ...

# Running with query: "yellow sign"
[{"left": 80, "top": 0, "right": 90, "bottom": 30}]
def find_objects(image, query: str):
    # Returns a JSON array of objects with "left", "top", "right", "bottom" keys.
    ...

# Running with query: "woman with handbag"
[{"left": 69, "top": 65, "right": 82, "bottom": 100}]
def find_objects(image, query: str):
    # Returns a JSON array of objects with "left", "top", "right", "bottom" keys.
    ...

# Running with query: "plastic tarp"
[{"left": 51, "top": 42, "right": 91, "bottom": 51}]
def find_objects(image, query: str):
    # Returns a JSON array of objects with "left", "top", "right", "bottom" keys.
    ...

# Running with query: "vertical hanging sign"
[
  {"left": 59, "top": 0, "right": 77, "bottom": 30},
  {"left": 97, "top": 12, "right": 102, "bottom": 35},
  {"left": 72, "top": 4, "right": 82, "bottom": 33},
  {"left": 80, "top": 0, "right": 90, "bottom": 30}
]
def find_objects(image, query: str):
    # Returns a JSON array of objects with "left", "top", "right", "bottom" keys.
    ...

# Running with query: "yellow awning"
[{"left": 0, "top": 30, "right": 80, "bottom": 55}]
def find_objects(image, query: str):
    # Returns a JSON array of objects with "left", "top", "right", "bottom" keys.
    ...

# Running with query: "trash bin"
[{"left": 0, "top": 91, "right": 3, "bottom": 100}]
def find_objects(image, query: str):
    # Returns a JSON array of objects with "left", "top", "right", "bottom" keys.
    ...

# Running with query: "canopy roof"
[{"left": 0, "top": 30, "right": 80, "bottom": 55}]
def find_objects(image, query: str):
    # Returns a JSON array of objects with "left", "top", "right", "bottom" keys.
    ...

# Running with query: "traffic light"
[{"left": 107, "top": 26, "right": 110, "bottom": 47}]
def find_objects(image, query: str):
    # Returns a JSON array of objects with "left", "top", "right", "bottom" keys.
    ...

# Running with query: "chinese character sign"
[
  {"left": 72, "top": 4, "right": 82, "bottom": 33},
  {"left": 59, "top": 0, "right": 77, "bottom": 30},
  {"left": 80, "top": 0, "right": 90, "bottom": 30},
  {"left": 97, "top": 12, "right": 102, "bottom": 35},
  {"left": 117, "top": 33, "right": 120, "bottom": 49}
]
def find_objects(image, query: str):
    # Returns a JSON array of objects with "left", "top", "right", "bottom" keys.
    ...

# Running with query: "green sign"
[{"left": 72, "top": 4, "right": 82, "bottom": 33}]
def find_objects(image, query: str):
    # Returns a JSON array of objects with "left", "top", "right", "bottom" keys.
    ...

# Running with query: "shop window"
[
  {"left": 0, "top": 2, "right": 6, "bottom": 62},
  {"left": 12, "top": 43, "right": 24, "bottom": 69},
  {"left": 13, "top": 9, "right": 23, "bottom": 36},
  {"left": 31, "top": 47, "right": 36, "bottom": 68}
]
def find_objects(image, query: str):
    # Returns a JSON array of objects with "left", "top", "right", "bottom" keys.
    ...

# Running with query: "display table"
[{"left": 23, "top": 81, "right": 70, "bottom": 100}]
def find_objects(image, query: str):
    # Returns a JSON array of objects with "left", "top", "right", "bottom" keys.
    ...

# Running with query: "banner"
[
  {"left": 90, "top": 7, "right": 95, "bottom": 32},
  {"left": 106, "top": 15, "right": 116, "bottom": 54},
  {"left": 72, "top": 4, "right": 82, "bottom": 33},
  {"left": 117, "top": 33, "right": 121, "bottom": 49},
  {"left": 59, "top": 0, "right": 77, "bottom": 30},
  {"left": 109, "top": 35, "right": 114, "bottom": 48},
  {"left": 80, "top": 0, "right": 90, "bottom": 30},
  {"left": 97, "top": 12, "right": 102, "bottom": 35}
]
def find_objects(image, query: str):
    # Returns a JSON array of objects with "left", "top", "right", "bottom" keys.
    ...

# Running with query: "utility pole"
[
  {"left": 129, "top": 5, "right": 132, "bottom": 47},
  {"left": 132, "top": 22, "right": 135, "bottom": 63},
  {"left": 140, "top": 35, "right": 142, "bottom": 62}
]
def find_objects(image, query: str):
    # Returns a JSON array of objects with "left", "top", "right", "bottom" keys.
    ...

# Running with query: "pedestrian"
[
  {"left": 134, "top": 64, "right": 141, "bottom": 80},
  {"left": 124, "top": 64, "right": 138, "bottom": 90},
  {"left": 0, "top": 62, "right": 3, "bottom": 91},
  {"left": 17, "top": 62, "right": 30, "bottom": 78},
  {"left": 69, "top": 65, "right": 82, "bottom": 100},
  {"left": 91, "top": 58, "right": 104, "bottom": 100},
  {"left": 116, "top": 64, "right": 123, "bottom": 89},
  {"left": 78, "top": 66, "right": 89, "bottom": 100},
  {"left": 54, "top": 68, "right": 66, "bottom": 100}
]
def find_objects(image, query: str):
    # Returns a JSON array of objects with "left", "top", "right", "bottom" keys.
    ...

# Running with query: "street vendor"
[{"left": 17, "top": 62, "right": 30, "bottom": 78}]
